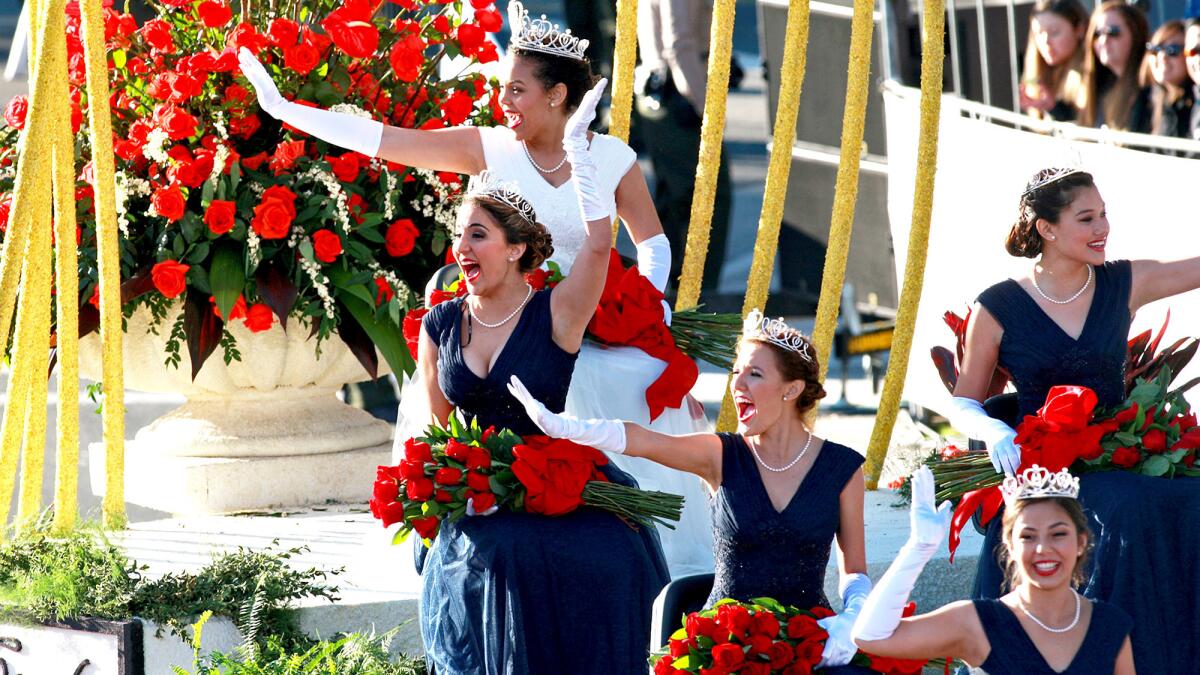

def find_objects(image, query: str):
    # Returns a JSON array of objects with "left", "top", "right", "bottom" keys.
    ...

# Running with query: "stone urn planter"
[{"left": 80, "top": 303, "right": 395, "bottom": 515}]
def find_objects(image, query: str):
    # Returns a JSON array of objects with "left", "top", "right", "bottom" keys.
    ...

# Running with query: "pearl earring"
[{"left": 1047, "top": 235, "right": 1056, "bottom": 241}]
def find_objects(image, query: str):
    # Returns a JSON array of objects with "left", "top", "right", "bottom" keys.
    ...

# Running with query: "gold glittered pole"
[
  {"left": 862, "top": 0, "right": 945, "bottom": 489},
  {"left": 608, "top": 0, "right": 638, "bottom": 240},
  {"left": 715, "top": 0, "right": 811, "bottom": 432},
  {"left": 79, "top": 0, "right": 127, "bottom": 528},
  {"left": 806, "top": 0, "right": 877, "bottom": 424},
  {"left": 675, "top": 0, "right": 736, "bottom": 311},
  {"left": 51, "top": 64, "right": 82, "bottom": 533}
]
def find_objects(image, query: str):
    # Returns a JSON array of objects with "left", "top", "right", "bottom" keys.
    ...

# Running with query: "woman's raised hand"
[
  {"left": 563, "top": 78, "right": 607, "bottom": 153},
  {"left": 909, "top": 466, "right": 952, "bottom": 550},
  {"left": 507, "top": 376, "right": 627, "bottom": 454},
  {"left": 237, "top": 48, "right": 285, "bottom": 115}
]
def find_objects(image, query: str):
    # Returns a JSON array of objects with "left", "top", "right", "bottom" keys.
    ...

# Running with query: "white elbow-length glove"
[
  {"left": 943, "top": 396, "right": 1022, "bottom": 475},
  {"left": 507, "top": 376, "right": 627, "bottom": 454},
  {"left": 817, "top": 572, "right": 873, "bottom": 667},
  {"left": 852, "top": 467, "right": 952, "bottom": 643},
  {"left": 563, "top": 78, "right": 610, "bottom": 223},
  {"left": 238, "top": 48, "right": 383, "bottom": 157}
]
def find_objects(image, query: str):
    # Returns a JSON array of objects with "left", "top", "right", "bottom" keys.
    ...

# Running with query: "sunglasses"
[
  {"left": 1146, "top": 43, "right": 1185, "bottom": 57},
  {"left": 1093, "top": 26, "right": 1121, "bottom": 38}
]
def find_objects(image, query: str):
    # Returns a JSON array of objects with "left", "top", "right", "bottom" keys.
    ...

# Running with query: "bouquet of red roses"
[
  {"left": 932, "top": 368, "right": 1200, "bottom": 558},
  {"left": 369, "top": 413, "right": 684, "bottom": 543},
  {"left": 650, "top": 597, "right": 926, "bottom": 675}
]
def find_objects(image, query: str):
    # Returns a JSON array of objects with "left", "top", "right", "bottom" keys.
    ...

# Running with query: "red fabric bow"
[
  {"left": 587, "top": 250, "right": 698, "bottom": 420},
  {"left": 511, "top": 435, "right": 608, "bottom": 516},
  {"left": 948, "top": 486, "right": 1004, "bottom": 562}
]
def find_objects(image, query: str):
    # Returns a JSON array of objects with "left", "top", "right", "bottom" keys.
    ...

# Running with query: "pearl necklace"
[
  {"left": 522, "top": 140, "right": 568, "bottom": 174},
  {"left": 750, "top": 432, "right": 814, "bottom": 473},
  {"left": 1032, "top": 265, "right": 1093, "bottom": 305},
  {"left": 1019, "top": 590, "right": 1081, "bottom": 634},
  {"left": 468, "top": 284, "right": 533, "bottom": 329}
]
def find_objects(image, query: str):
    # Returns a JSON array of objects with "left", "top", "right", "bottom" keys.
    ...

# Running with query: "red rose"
[
  {"left": 140, "top": 19, "right": 175, "bottom": 52},
  {"left": 327, "top": 152, "right": 361, "bottom": 183},
  {"left": 476, "top": 40, "right": 499, "bottom": 64},
  {"left": 4, "top": 95, "right": 28, "bottom": 129},
  {"left": 511, "top": 437, "right": 607, "bottom": 516},
  {"left": 435, "top": 489, "right": 454, "bottom": 503},
  {"left": 444, "top": 439, "right": 470, "bottom": 463},
  {"left": 402, "top": 308, "right": 427, "bottom": 360},
  {"left": 456, "top": 23, "right": 484, "bottom": 56},
  {"left": 668, "top": 637, "right": 689, "bottom": 659},
  {"left": 743, "top": 664, "right": 771, "bottom": 675},
  {"left": 686, "top": 613, "right": 722, "bottom": 641},
  {"left": 653, "top": 658, "right": 683, "bottom": 675},
  {"left": 710, "top": 643, "right": 745, "bottom": 668},
  {"left": 227, "top": 22, "right": 271, "bottom": 53},
  {"left": 268, "top": 18, "right": 300, "bottom": 47},
  {"left": 311, "top": 229, "right": 342, "bottom": 263},
  {"left": 240, "top": 150, "right": 269, "bottom": 171},
  {"left": 230, "top": 114, "right": 260, "bottom": 139},
  {"left": 749, "top": 611, "right": 780, "bottom": 639},
  {"left": 1111, "top": 403, "right": 1140, "bottom": 427},
  {"left": 152, "top": 103, "right": 198, "bottom": 141},
  {"left": 785, "top": 614, "right": 827, "bottom": 642},
  {"left": 388, "top": 36, "right": 426, "bottom": 82},
  {"left": 441, "top": 89, "right": 475, "bottom": 126},
  {"left": 283, "top": 43, "right": 320, "bottom": 75},
  {"left": 466, "top": 447, "right": 491, "bottom": 471},
  {"left": 475, "top": 8, "right": 502, "bottom": 32},
  {"left": 398, "top": 459, "right": 426, "bottom": 481},
  {"left": 369, "top": 479, "right": 405, "bottom": 527},
  {"left": 716, "top": 604, "right": 752, "bottom": 638},
  {"left": 150, "top": 184, "right": 186, "bottom": 222},
  {"left": 243, "top": 303, "right": 274, "bottom": 332},
  {"left": 403, "top": 438, "right": 433, "bottom": 463},
  {"left": 151, "top": 260, "right": 190, "bottom": 299},
  {"left": 204, "top": 200, "right": 237, "bottom": 235},
  {"left": 767, "top": 641, "right": 795, "bottom": 668},
  {"left": 197, "top": 1, "right": 232, "bottom": 27},
  {"left": 746, "top": 634, "right": 774, "bottom": 656},
  {"left": 793, "top": 639, "right": 824, "bottom": 668},
  {"left": 466, "top": 471, "right": 491, "bottom": 492},
  {"left": 347, "top": 192, "right": 366, "bottom": 225},
  {"left": 481, "top": 426, "right": 497, "bottom": 443},
  {"left": 468, "top": 490, "right": 495, "bottom": 512},
  {"left": 434, "top": 467, "right": 463, "bottom": 486},
  {"left": 270, "top": 140, "right": 307, "bottom": 175},
  {"left": 524, "top": 268, "right": 551, "bottom": 290},
  {"left": 321, "top": 0, "right": 380, "bottom": 59},
  {"left": 1143, "top": 428, "right": 1168, "bottom": 454},
  {"left": 410, "top": 515, "right": 440, "bottom": 539},
  {"left": 406, "top": 476, "right": 435, "bottom": 501},
  {"left": 385, "top": 218, "right": 419, "bottom": 257},
  {"left": 374, "top": 277, "right": 394, "bottom": 305},
  {"left": 251, "top": 186, "right": 297, "bottom": 239}
]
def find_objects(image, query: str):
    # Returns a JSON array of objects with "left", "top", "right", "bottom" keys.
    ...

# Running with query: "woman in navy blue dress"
[
  {"left": 416, "top": 82, "right": 669, "bottom": 674},
  {"left": 943, "top": 168, "right": 1200, "bottom": 673},
  {"left": 509, "top": 311, "right": 873, "bottom": 672},
  {"left": 852, "top": 466, "right": 1135, "bottom": 674}
]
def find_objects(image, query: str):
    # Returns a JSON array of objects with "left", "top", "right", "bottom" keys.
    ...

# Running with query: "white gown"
[{"left": 394, "top": 126, "right": 714, "bottom": 578}]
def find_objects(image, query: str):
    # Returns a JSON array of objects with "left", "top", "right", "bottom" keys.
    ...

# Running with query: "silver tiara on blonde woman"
[
  {"left": 1000, "top": 465, "right": 1081, "bottom": 504},
  {"left": 1021, "top": 167, "right": 1083, "bottom": 196},
  {"left": 742, "top": 309, "right": 814, "bottom": 363},
  {"left": 507, "top": 1, "right": 589, "bottom": 61},
  {"left": 467, "top": 170, "right": 538, "bottom": 225}
]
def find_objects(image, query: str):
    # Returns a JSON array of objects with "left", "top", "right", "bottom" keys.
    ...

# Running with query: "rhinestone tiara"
[
  {"left": 507, "top": 1, "right": 589, "bottom": 61},
  {"left": 742, "top": 309, "right": 814, "bottom": 363},
  {"left": 1022, "top": 167, "right": 1084, "bottom": 197},
  {"left": 1000, "top": 465, "right": 1081, "bottom": 504},
  {"left": 466, "top": 170, "right": 538, "bottom": 225}
]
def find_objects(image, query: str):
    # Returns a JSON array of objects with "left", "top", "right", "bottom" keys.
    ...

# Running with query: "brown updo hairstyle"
[
  {"left": 1005, "top": 169, "right": 1096, "bottom": 258},
  {"left": 742, "top": 331, "right": 828, "bottom": 415},
  {"left": 510, "top": 47, "right": 600, "bottom": 112},
  {"left": 461, "top": 194, "right": 554, "bottom": 273},
  {"left": 998, "top": 496, "right": 1092, "bottom": 591}
]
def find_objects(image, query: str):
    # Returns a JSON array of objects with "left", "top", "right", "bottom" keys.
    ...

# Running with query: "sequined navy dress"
[
  {"left": 972, "top": 260, "right": 1200, "bottom": 674},
  {"left": 708, "top": 433, "right": 872, "bottom": 673},
  {"left": 970, "top": 599, "right": 1131, "bottom": 674},
  {"left": 418, "top": 291, "right": 670, "bottom": 675}
]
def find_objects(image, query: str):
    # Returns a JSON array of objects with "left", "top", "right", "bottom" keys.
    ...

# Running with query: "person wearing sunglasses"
[
  {"left": 1079, "top": 1, "right": 1151, "bottom": 132},
  {"left": 1139, "top": 20, "right": 1195, "bottom": 144},
  {"left": 1020, "top": 0, "right": 1089, "bottom": 122},
  {"left": 1187, "top": 18, "right": 1200, "bottom": 140}
]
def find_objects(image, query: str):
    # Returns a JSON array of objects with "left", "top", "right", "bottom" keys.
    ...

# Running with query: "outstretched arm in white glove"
[
  {"left": 507, "top": 375, "right": 723, "bottom": 485},
  {"left": 943, "top": 396, "right": 1022, "bottom": 475}
]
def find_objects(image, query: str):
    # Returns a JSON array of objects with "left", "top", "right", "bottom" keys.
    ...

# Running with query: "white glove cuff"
[
  {"left": 274, "top": 100, "right": 384, "bottom": 158},
  {"left": 635, "top": 234, "right": 672, "bottom": 292},
  {"left": 839, "top": 572, "right": 872, "bottom": 612},
  {"left": 563, "top": 417, "right": 628, "bottom": 455},
  {"left": 944, "top": 396, "right": 1015, "bottom": 443}
]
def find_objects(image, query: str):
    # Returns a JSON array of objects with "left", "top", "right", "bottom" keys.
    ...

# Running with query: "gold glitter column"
[
  {"left": 80, "top": 0, "right": 127, "bottom": 527},
  {"left": 674, "top": 0, "right": 735, "bottom": 311},
  {"left": 863, "top": 0, "right": 945, "bottom": 489},
  {"left": 716, "top": 0, "right": 811, "bottom": 432},
  {"left": 807, "top": 0, "right": 877, "bottom": 413}
]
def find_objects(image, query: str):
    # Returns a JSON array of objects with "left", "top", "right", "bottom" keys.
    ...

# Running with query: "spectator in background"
[
  {"left": 635, "top": 0, "right": 733, "bottom": 297},
  {"left": 1141, "top": 20, "right": 1194, "bottom": 140},
  {"left": 1079, "top": 0, "right": 1151, "bottom": 132},
  {"left": 1187, "top": 18, "right": 1200, "bottom": 139},
  {"left": 1020, "top": 0, "right": 1088, "bottom": 121}
]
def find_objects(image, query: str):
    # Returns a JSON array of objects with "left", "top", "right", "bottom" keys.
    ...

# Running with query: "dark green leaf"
[
  {"left": 337, "top": 288, "right": 416, "bottom": 378},
  {"left": 209, "top": 245, "right": 245, "bottom": 322},
  {"left": 1142, "top": 455, "right": 1170, "bottom": 477},
  {"left": 183, "top": 290, "right": 223, "bottom": 381}
]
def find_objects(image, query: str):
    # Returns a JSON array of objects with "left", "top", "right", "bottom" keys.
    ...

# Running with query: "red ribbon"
[{"left": 948, "top": 486, "right": 1004, "bottom": 562}]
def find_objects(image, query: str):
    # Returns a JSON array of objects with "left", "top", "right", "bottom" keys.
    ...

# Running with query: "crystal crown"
[
  {"left": 1000, "top": 465, "right": 1081, "bottom": 504},
  {"left": 467, "top": 170, "right": 538, "bottom": 225},
  {"left": 743, "top": 309, "right": 814, "bottom": 363},
  {"left": 507, "top": 1, "right": 589, "bottom": 61},
  {"left": 1022, "top": 167, "right": 1084, "bottom": 196}
]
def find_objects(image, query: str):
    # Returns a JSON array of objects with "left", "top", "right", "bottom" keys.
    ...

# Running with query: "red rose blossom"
[
  {"left": 210, "top": 294, "right": 247, "bottom": 321},
  {"left": 444, "top": 439, "right": 470, "bottom": 462},
  {"left": 404, "top": 438, "right": 433, "bottom": 463},
  {"left": 251, "top": 185, "right": 297, "bottom": 239},
  {"left": 151, "top": 260, "right": 190, "bottom": 299},
  {"left": 268, "top": 17, "right": 300, "bottom": 47},
  {"left": 710, "top": 643, "right": 745, "bottom": 668},
  {"left": 411, "top": 515, "right": 439, "bottom": 539},
  {"left": 402, "top": 307, "right": 427, "bottom": 360},
  {"left": 374, "top": 277, "right": 394, "bottom": 305},
  {"left": 327, "top": 152, "right": 361, "bottom": 182},
  {"left": 406, "top": 477, "right": 434, "bottom": 501},
  {"left": 4, "top": 95, "right": 28, "bottom": 129},
  {"left": 386, "top": 218, "right": 419, "bottom": 257},
  {"left": 150, "top": 184, "right": 187, "bottom": 222},
  {"left": 244, "top": 303, "right": 274, "bottom": 332},
  {"left": 312, "top": 229, "right": 343, "bottom": 263},
  {"left": 197, "top": 1, "right": 232, "bottom": 27},
  {"left": 467, "top": 490, "right": 495, "bottom": 512},
  {"left": 283, "top": 43, "right": 320, "bottom": 74},
  {"left": 204, "top": 200, "right": 237, "bottom": 235},
  {"left": 140, "top": 19, "right": 175, "bottom": 52}
]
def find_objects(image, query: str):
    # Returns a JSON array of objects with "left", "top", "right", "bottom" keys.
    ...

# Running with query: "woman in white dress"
[{"left": 236, "top": 2, "right": 714, "bottom": 576}]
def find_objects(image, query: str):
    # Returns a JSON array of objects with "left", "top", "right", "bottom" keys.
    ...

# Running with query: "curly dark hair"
[
  {"left": 743, "top": 333, "right": 827, "bottom": 415},
  {"left": 1006, "top": 169, "right": 1096, "bottom": 258},
  {"left": 461, "top": 194, "right": 554, "bottom": 272},
  {"left": 510, "top": 48, "right": 599, "bottom": 112}
]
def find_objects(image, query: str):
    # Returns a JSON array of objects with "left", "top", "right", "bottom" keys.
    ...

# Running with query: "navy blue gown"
[
  {"left": 972, "top": 599, "right": 1132, "bottom": 674},
  {"left": 972, "top": 260, "right": 1200, "bottom": 673},
  {"left": 708, "top": 433, "right": 872, "bottom": 673},
  {"left": 418, "top": 291, "right": 670, "bottom": 674}
]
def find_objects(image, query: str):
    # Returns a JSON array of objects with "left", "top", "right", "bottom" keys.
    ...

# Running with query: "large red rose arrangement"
[
  {"left": 0, "top": 0, "right": 508, "bottom": 379},
  {"left": 369, "top": 414, "right": 684, "bottom": 543},
  {"left": 650, "top": 597, "right": 927, "bottom": 675},
  {"left": 931, "top": 369, "right": 1200, "bottom": 559}
]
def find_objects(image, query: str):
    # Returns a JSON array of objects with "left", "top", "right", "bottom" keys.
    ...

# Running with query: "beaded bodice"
[
  {"left": 706, "top": 433, "right": 864, "bottom": 610},
  {"left": 977, "top": 261, "right": 1132, "bottom": 419}
]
